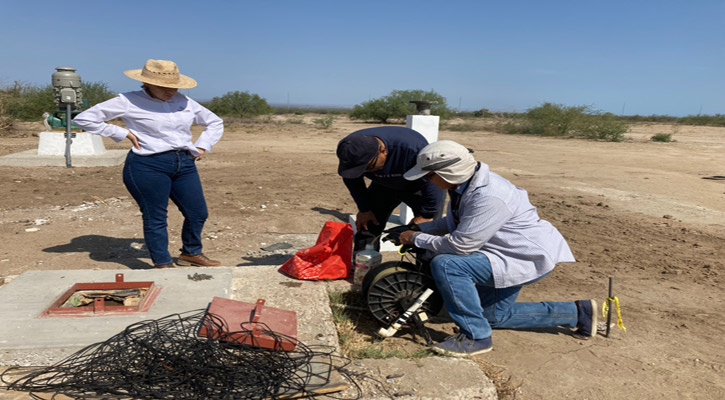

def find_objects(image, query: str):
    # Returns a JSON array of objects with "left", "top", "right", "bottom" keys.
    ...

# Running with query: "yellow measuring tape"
[{"left": 602, "top": 296, "right": 627, "bottom": 331}]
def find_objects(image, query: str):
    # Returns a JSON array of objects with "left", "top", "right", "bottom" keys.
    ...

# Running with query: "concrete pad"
[
  {"left": 0, "top": 268, "right": 231, "bottom": 365},
  {"left": 0, "top": 149, "right": 127, "bottom": 167},
  {"left": 0, "top": 266, "right": 497, "bottom": 399}
]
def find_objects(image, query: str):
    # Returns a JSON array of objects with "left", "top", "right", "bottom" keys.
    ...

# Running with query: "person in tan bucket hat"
[
  {"left": 74, "top": 59, "right": 224, "bottom": 268},
  {"left": 388, "top": 140, "right": 596, "bottom": 357}
]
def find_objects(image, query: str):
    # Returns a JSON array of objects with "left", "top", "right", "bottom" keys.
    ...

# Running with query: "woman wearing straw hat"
[{"left": 74, "top": 59, "right": 224, "bottom": 269}]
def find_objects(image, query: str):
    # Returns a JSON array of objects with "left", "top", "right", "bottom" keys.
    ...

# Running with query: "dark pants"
[
  {"left": 355, "top": 182, "right": 442, "bottom": 251},
  {"left": 122, "top": 150, "right": 208, "bottom": 266}
]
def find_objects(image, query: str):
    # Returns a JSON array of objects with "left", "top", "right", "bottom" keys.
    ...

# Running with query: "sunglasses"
[{"left": 364, "top": 145, "right": 381, "bottom": 171}]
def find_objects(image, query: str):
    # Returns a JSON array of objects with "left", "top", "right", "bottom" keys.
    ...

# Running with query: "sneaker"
[
  {"left": 431, "top": 333, "right": 493, "bottom": 357},
  {"left": 176, "top": 253, "right": 221, "bottom": 267},
  {"left": 573, "top": 299, "right": 598, "bottom": 339}
]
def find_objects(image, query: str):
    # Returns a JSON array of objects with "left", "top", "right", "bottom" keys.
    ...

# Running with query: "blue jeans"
[
  {"left": 122, "top": 150, "right": 208, "bottom": 266},
  {"left": 430, "top": 252, "right": 577, "bottom": 339}
]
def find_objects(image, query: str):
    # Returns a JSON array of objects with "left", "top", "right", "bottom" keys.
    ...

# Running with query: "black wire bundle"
[{"left": 1, "top": 310, "right": 357, "bottom": 400}]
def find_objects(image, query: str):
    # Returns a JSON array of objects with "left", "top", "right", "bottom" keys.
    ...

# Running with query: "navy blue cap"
[{"left": 336, "top": 134, "right": 379, "bottom": 178}]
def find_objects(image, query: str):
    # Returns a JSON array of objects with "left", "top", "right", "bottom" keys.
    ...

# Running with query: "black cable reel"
[{"left": 360, "top": 247, "right": 444, "bottom": 328}]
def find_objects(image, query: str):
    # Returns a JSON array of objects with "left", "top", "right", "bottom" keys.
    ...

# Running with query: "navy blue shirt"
[{"left": 342, "top": 126, "right": 440, "bottom": 217}]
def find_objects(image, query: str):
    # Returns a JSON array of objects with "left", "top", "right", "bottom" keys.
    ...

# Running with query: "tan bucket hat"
[
  {"left": 404, "top": 140, "right": 477, "bottom": 184},
  {"left": 123, "top": 59, "right": 197, "bottom": 89}
]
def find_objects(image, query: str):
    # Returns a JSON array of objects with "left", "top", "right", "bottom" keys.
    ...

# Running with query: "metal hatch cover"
[
  {"left": 199, "top": 296, "right": 298, "bottom": 351},
  {"left": 40, "top": 273, "right": 161, "bottom": 317}
]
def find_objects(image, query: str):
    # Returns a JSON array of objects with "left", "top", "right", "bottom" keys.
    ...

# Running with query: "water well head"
[{"left": 409, "top": 100, "right": 438, "bottom": 115}]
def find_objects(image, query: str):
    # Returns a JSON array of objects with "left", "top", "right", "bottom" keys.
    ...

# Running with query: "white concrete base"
[
  {"left": 406, "top": 115, "right": 439, "bottom": 144},
  {"left": 348, "top": 214, "right": 402, "bottom": 252},
  {"left": 399, "top": 202, "right": 413, "bottom": 227},
  {"left": 402, "top": 115, "right": 440, "bottom": 223},
  {"left": 38, "top": 131, "right": 107, "bottom": 156}
]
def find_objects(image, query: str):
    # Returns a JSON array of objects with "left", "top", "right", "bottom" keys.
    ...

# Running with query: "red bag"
[{"left": 279, "top": 221, "right": 354, "bottom": 280}]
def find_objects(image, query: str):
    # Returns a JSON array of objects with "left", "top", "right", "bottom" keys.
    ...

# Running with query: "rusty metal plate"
[{"left": 199, "top": 296, "right": 297, "bottom": 350}]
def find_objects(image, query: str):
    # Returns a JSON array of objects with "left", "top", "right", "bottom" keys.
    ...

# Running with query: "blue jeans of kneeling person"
[
  {"left": 430, "top": 252, "right": 577, "bottom": 339},
  {"left": 123, "top": 150, "right": 208, "bottom": 266}
]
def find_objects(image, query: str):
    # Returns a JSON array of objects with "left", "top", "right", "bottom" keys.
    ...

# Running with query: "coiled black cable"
[{"left": 1, "top": 310, "right": 360, "bottom": 400}]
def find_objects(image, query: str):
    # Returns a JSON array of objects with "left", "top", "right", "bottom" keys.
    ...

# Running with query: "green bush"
[
  {"left": 0, "top": 82, "right": 54, "bottom": 121},
  {"left": 313, "top": 115, "right": 335, "bottom": 129},
  {"left": 578, "top": 113, "right": 628, "bottom": 142},
  {"left": 206, "top": 91, "right": 273, "bottom": 118},
  {"left": 286, "top": 116, "right": 305, "bottom": 124},
  {"left": 351, "top": 98, "right": 390, "bottom": 123},
  {"left": 349, "top": 89, "right": 451, "bottom": 123},
  {"left": 651, "top": 133, "right": 673, "bottom": 142},
  {"left": 503, "top": 103, "right": 628, "bottom": 142},
  {"left": 618, "top": 113, "right": 725, "bottom": 127},
  {"left": 272, "top": 106, "right": 349, "bottom": 115},
  {"left": 497, "top": 120, "right": 524, "bottom": 135},
  {"left": 472, "top": 108, "right": 494, "bottom": 117},
  {"left": 619, "top": 114, "right": 679, "bottom": 124},
  {"left": 678, "top": 114, "right": 725, "bottom": 126},
  {"left": 0, "top": 81, "right": 116, "bottom": 122},
  {"left": 523, "top": 103, "right": 589, "bottom": 136},
  {"left": 82, "top": 81, "right": 116, "bottom": 107}
]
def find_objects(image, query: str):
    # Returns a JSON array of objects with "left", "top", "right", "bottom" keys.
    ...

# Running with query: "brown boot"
[
  {"left": 177, "top": 253, "right": 221, "bottom": 267},
  {"left": 154, "top": 263, "right": 175, "bottom": 269}
]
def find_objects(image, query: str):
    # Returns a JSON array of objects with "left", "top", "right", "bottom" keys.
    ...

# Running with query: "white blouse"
[{"left": 73, "top": 90, "right": 223, "bottom": 157}]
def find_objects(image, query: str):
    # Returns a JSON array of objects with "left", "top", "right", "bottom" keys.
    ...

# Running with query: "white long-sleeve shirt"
[
  {"left": 413, "top": 162, "right": 576, "bottom": 288},
  {"left": 73, "top": 90, "right": 223, "bottom": 156}
]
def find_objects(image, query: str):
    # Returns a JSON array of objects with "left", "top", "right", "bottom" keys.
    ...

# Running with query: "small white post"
[{"left": 399, "top": 114, "right": 439, "bottom": 224}]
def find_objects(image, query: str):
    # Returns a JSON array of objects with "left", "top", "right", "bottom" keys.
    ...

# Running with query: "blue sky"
[{"left": 1, "top": 1, "right": 723, "bottom": 116}]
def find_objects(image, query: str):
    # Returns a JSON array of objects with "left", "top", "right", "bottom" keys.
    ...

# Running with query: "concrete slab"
[
  {"left": 0, "top": 149, "right": 127, "bottom": 167},
  {"left": 0, "top": 265, "right": 498, "bottom": 399},
  {"left": 0, "top": 268, "right": 231, "bottom": 365}
]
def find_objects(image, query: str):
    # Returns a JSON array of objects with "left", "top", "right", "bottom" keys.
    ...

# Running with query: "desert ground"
[{"left": 0, "top": 115, "right": 723, "bottom": 399}]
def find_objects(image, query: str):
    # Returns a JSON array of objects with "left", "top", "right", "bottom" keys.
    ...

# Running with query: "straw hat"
[{"left": 123, "top": 59, "right": 197, "bottom": 89}]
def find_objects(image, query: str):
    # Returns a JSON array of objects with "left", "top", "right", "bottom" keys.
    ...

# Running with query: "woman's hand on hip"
[
  {"left": 194, "top": 147, "right": 206, "bottom": 161},
  {"left": 126, "top": 132, "right": 141, "bottom": 150}
]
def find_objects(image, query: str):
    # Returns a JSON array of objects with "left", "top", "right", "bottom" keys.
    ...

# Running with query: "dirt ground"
[{"left": 0, "top": 116, "right": 723, "bottom": 399}]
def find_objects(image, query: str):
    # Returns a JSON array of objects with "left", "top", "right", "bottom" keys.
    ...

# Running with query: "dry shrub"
[
  {"left": 0, "top": 96, "right": 15, "bottom": 137},
  {"left": 473, "top": 358, "right": 522, "bottom": 400},
  {"left": 0, "top": 117, "right": 13, "bottom": 137},
  {"left": 329, "top": 290, "right": 430, "bottom": 359}
]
